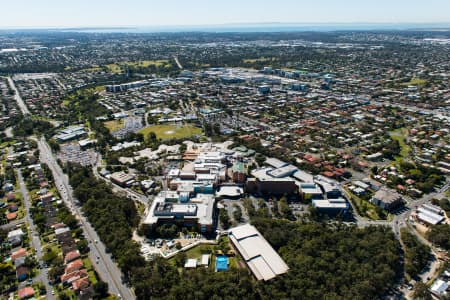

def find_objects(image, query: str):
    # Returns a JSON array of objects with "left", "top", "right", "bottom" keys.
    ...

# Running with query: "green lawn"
[
  {"left": 400, "top": 78, "right": 427, "bottom": 86},
  {"left": 183, "top": 244, "right": 215, "bottom": 259},
  {"left": 105, "top": 63, "right": 122, "bottom": 73},
  {"left": 344, "top": 188, "right": 388, "bottom": 220},
  {"left": 168, "top": 243, "right": 215, "bottom": 267},
  {"left": 82, "top": 257, "right": 98, "bottom": 285},
  {"left": 139, "top": 124, "right": 202, "bottom": 140},
  {"left": 242, "top": 57, "right": 275, "bottom": 63},
  {"left": 105, "top": 60, "right": 171, "bottom": 73},
  {"left": 390, "top": 128, "right": 411, "bottom": 159},
  {"left": 104, "top": 119, "right": 124, "bottom": 133}
]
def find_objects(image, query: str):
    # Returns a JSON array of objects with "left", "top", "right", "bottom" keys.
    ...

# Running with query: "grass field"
[
  {"left": 183, "top": 244, "right": 215, "bottom": 259},
  {"left": 105, "top": 60, "right": 171, "bottom": 73},
  {"left": 242, "top": 57, "right": 275, "bottom": 63},
  {"left": 139, "top": 124, "right": 202, "bottom": 140},
  {"left": 400, "top": 78, "right": 427, "bottom": 86},
  {"left": 80, "top": 66, "right": 103, "bottom": 72},
  {"left": 390, "top": 128, "right": 411, "bottom": 159},
  {"left": 104, "top": 119, "right": 124, "bottom": 132},
  {"left": 105, "top": 63, "right": 122, "bottom": 73}
]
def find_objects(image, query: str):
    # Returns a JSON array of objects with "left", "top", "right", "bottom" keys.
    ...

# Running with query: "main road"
[
  {"left": 6, "top": 76, "right": 30, "bottom": 115},
  {"left": 38, "top": 137, "right": 134, "bottom": 300},
  {"left": 17, "top": 170, "right": 55, "bottom": 299}
]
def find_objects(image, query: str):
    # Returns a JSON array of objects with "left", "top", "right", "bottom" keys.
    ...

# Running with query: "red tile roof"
[
  {"left": 6, "top": 212, "right": 18, "bottom": 221},
  {"left": 6, "top": 192, "right": 16, "bottom": 201},
  {"left": 64, "top": 258, "right": 84, "bottom": 274},
  {"left": 72, "top": 276, "right": 90, "bottom": 291},
  {"left": 61, "top": 269, "right": 88, "bottom": 283},
  {"left": 18, "top": 287, "right": 35, "bottom": 299},
  {"left": 64, "top": 250, "right": 81, "bottom": 264},
  {"left": 11, "top": 248, "right": 27, "bottom": 260}
]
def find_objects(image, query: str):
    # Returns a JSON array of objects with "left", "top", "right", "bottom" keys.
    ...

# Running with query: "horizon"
[
  {"left": 1, "top": 0, "right": 450, "bottom": 28},
  {"left": 1, "top": 22, "right": 450, "bottom": 34}
]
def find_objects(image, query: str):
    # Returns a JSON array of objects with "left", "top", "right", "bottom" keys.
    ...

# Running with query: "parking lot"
[{"left": 57, "top": 143, "right": 97, "bottom": 166}]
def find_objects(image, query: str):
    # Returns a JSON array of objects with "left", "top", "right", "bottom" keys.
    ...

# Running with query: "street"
[
  {"left": 92, "top": 153, "right": 150, "bottom": 208},
  {"left": 38, "top": 137, "right": 134, "bottom": 299},
  {"left": 17, "top": 170, "right": 55, "bottom": 299},
  {"left": 6, "top": 76, "right": 30, "bottom": 115}
]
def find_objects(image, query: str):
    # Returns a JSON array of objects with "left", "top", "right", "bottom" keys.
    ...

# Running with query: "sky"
[{"left": 1, "top": 0, "right": 449, "bottom": 28}]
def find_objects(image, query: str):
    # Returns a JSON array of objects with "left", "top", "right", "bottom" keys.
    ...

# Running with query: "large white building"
[
  {"left": 143, "top": 191, "right": 215, "bottom": 234},
  {"left": 415, "top": 203, "right": 445, "bottom": 225},
  {"left": 228, "top": 224, "right": 289, "bottom": 281}
]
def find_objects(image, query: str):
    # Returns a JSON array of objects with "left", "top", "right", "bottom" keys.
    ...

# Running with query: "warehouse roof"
[
  {"left": 228, "top": 224, "right": 288, "bottom": 281},
  {"left": 417, "top": 207, "right": 445, "bottom": 225}
]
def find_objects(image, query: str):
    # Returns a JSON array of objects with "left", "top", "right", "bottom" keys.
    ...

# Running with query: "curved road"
[{"left": 173, "top": 56, "right": 183, "bottom": 70}]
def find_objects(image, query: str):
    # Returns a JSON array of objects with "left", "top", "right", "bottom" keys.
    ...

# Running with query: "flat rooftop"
[
  {"left": 143, "top": 192, "right": 215, "bottom": 226},
  {"left": 312, "top": 198, "right": 349, "bottom": 210}
]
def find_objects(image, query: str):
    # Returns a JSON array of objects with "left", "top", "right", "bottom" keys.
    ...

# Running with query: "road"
[
  {"left": 345, "top": 180, "right": 449, "bottom": 295},
  {"left": 17, "top": 170, "right": 55, "bottom": 299},
  {"left": 173, "top": 56, "right": 183, "bottom": 69},
  {"left": 38, "top": 137, "right": 134, "bottom": 299},
  {"left": 93, "top": 154, "right": 149, "bottom": 208},
  {"left": 6, "top": 76, "right": 30, "bottom": 115}
]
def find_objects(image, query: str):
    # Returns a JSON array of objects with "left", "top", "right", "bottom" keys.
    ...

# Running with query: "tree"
[
  {"left": 203, "top": 122, "right": 213, "bottom": 137},
  {"left": 43, "top": 250, "right": 57, "bottom": 263},
  {"left": 255, "top": 153, "right": 266, "bottom": 167},
  {"left": 219, "top": 208, "right": 231, "bottom": 229},
  {"left": 413, "top": 282, "right": 432, "bottom": 300},
  {"left": 48, "top": 139, "right": 60, "bottom": 152},
  {"left": 371, "top": 165, "right": 378, "bottom": 174},
  {"left": 93, "top": 281, "right": 109, "bottom": 299},
  {"left": 233, "top": 205, "right": 242, "bottom": 222},
  {"left": 77, "top": 239, "right": 90, "bottom": 254},
  {"left": 401, "top": 229, "right": 430, "bottom": 278},
  {"left": 59, "top": 292, "right": 70, "bottom": 300},
  {"left": 174, "top": 251, "right": 187, "bottom": 268},
  {"left": 427, "top": 224, "right": 450, "bottom": 250},
  {"left": 212, "top": 123, "right": 221, "bottom": 135}
]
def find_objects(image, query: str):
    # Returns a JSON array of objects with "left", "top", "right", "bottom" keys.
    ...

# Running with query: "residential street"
[{"left": 17, "top": 170, "right": 55, "bottom": 299}]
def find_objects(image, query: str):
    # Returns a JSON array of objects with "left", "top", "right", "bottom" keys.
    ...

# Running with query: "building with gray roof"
[{"left": 228, "top": 224, "right": 288, "bottom": 281}]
